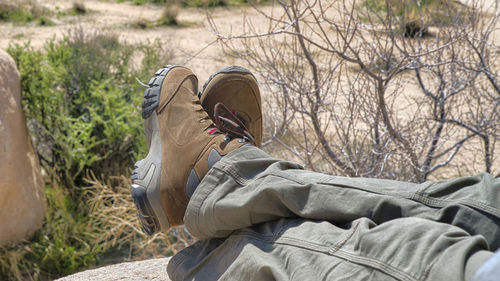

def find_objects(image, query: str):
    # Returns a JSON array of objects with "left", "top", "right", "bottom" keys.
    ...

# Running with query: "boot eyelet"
[
  {"left": 224, "top": 136, "right": 231, "bottom": 142},
  {"left": 238, "top": 139, "right": 246, "bottom": 143}
]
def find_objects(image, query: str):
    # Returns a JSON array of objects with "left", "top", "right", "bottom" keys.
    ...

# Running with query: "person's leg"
[
  {"left": 169, "top": 216, "right": 492, "bottom": 281},
  {"left": 185, "top": 145, "right": 500, "bottom": 250}
]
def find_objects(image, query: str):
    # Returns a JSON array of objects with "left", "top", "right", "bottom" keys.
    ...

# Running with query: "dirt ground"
[{"left": 0, "top": 0, "right": 263, "bottom": 83}]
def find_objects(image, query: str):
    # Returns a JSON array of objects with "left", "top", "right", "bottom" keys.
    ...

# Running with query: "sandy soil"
[
  {"left": 0, "top": 0, "right": 265, "bottom": 83},
  {"left": 1, "top": 0, "right": 497, "bottom": 93}
]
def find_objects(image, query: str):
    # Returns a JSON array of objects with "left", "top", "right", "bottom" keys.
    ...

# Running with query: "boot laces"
[{"left": 213, "top": 102, "right": 257, "bottom": 146}]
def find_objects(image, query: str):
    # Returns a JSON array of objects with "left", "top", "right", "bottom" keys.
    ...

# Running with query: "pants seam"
[
  {"left": 334, "top": 249, "right": 418, "bottom": 281},
  {"left": 329, "top": 221, "right": 360, "bottom": 254},
  {"left": 412, "top": 193, "right": 500, "bottom": 217},
  {"left": 421, "top": 252, "right": 440, "bottom": 281},
  {"left": 270, "top": 170, "right": 500, "bottom": 218},
  {"left": 213, "top": 162, "right": 248, "bottom": 185},
  {"left": 272, "top": 170, "right": 419, "bottom": 199},
  {"left": 231, "top": 231, "right": 419, "bottom": 281}
]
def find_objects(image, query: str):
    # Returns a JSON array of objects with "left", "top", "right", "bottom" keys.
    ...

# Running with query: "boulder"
[
  {"left": 55, "top": 258, "right": 172, "bottom": 281},
  {"left": 0, "top": 49, "right": 45, "bottom": 245}
]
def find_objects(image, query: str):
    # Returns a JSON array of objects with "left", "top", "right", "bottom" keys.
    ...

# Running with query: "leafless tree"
[{"left": 208, "top": 0, "right": 499, "bottom": 182}]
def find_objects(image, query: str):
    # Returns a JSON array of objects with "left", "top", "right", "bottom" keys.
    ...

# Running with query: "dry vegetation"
[
  {"left": 84, "top": 175, "right": 193, "bottom": 260},
  {"left": 211, "top": 0, "right": 500, "bottom": 182}
]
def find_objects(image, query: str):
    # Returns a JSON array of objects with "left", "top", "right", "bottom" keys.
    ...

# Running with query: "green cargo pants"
[{"left": 167, "top": 146, "right": 499, "bottom": 281}]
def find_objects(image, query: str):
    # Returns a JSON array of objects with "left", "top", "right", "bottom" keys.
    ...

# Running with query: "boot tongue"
[{"left": 213, "top": 102, "right": 257, "bottom": 146}]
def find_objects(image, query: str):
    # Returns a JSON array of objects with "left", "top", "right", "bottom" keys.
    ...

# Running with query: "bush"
[
  {"left": 0, "top": 184, "right": 101, "bottom": 280},
  {"left": 0, "top": 176, "right": 192, "bottom": 280},
  {"left": 8, "top": 28, "right": 172, "bottom": 189},
  {"left": 0, "top": 1, "right": 52, "bottom": 25},
  {"left": 1, "top": 29, "right": 181, "bottom": 280},
  {"left": 361, "top": 0, "right": 471, "bottom": 28},
  {"left": 0, "top": 4, "right": 33, "bottom": 22}
]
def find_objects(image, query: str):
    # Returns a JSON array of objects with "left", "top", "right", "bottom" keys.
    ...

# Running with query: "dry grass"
[
  {"left": 0, "top": 174, "right": 193, "bottom": 280},
  {"left": 83, "top": 174, "right": 194, "bottom": 260}
]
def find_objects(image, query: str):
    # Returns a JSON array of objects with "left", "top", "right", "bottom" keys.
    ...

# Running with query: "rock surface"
[
  {"left": 0, "top": 49, "right": 45, "bottom": 245},
  {"left": 56, "top": 258, "right": 172, "bottom": 281}
]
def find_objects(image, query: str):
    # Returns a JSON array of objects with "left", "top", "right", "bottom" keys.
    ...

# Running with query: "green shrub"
[
  {"left": 0, "top": 4, "right": 32, "bottom": 22},
  {"left": 363, "top": 0, "right": 437, "bottom": 15},
  {"left": 8, "top": 29, "right": 171, "bottom": 189},
  {"left": 1, "top": 29, "right": 178, "bottom": 280},
  {"left": 0, "top": 2, "right": 52, "bottom": 25},
  {"left": 361, "top": 0, "right": 470, "bottom": 28},
  {"left": 0, "top": 184, "right": 102, "bottom": 280},
  {"left": 0, "top": 176, "right": 193, "bottom": 280},
  {"left": 38, "top": 16, "right": 54, "bottom": 26}
]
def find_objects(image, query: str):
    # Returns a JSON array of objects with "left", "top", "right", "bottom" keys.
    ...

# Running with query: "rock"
[
  {"left": 0, "top": 49, "right": 45, "bottom": 245},
  {"left": 55, "top": 258, "right": 172, "bottom": 281}
]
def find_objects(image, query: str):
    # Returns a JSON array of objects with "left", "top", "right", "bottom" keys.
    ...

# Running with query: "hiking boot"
[
  {"left": 131, "top": 65, "right": 252, "bottom": 235},
  {"left": 199, "top": 66, "right": 262, "bottom": 147}
]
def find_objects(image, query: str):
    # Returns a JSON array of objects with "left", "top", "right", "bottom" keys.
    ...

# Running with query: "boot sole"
[
  {"left": 199, "top": 65, "right": 255, "bottom": 99},
  {"left": 131, "top": 65, "right": 180, "bottom": 234}
]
